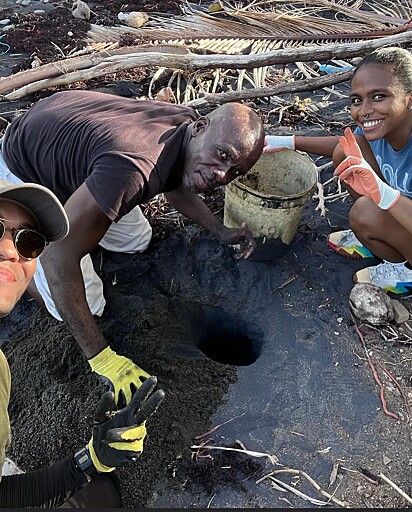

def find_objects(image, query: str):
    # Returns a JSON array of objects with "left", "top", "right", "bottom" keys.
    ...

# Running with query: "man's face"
[
  {"left": 0, "top": 199, "right": 38, "bottom": 317},
  {"left": 181, "top": 114, "right": 262, "bottom": 193}
]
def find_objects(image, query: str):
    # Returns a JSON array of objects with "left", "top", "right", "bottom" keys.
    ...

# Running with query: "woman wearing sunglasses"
[{"left": 0, "top": 179, "right": 164, "bottom": 507}]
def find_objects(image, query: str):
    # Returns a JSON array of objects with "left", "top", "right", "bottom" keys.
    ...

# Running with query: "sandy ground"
[{"left": 0, "top": 0, "right": 411, "bottom": 508}]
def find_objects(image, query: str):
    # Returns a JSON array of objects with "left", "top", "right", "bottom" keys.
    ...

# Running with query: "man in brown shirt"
[{"left": 0, "top": 90, "right": 265, "bottom": 404}]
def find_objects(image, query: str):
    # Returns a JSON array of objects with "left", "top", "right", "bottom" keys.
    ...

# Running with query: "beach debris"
[
  {"left": 1, "top": 31, "right": 411, "bottom": 101},
  {"left": 390, "top": 299, "right": 410, "bottom": 324},
  {"left": 190, "top": 443, "right": 279, "bottom": 465},
  {"left": 155, "top": 86, "right": 176, "bottom": 103},
  {"left": 72, "top": 0, "right": 91, "bottom": 21},
  {"left": 329, "top": 461, "right": 339, "bottom": 487},
  {"left": 376, "top": 358, "right": 411, "bottom": 417},
  {"left": 349, "top": 283, "right": 394, "bottom": 325},
  {"left": 271, "top": 275, "right": 296, "bottom": 293},
  {"left": 118, "top": 12, "right": 149, "bottom": 29},
  {"left": 379, "top": 472, "right": 412, "bottom": 505},
  {"left": 352, "top": 314, "right": 400, "bottom": 420},
  {"left": 257, "top": 467, "right": 349, "bottom": 507},
  {"left": 194, "top": 412, "right": 246, "bottom": 440}
]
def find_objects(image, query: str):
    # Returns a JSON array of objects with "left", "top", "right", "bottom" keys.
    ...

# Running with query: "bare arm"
[
  {"left": 295, "top": 135, "right": 340, "bottom": 157},
  {"left": 164, "top": 186, "right": 226, "bottom": 238},
  {"left": 40, "top": 183, "right": 111, "bottom": 358},
  {"left": 164, "top": 186, "right": 257, "bottom": 258}
]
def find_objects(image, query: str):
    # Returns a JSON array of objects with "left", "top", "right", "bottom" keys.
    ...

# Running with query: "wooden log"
[
  {"left": 2, "top": 30, "right": 412, "bottom": 100},
  {"left": 0, "top": 45, "right": 189, "bottom": 96},
  {"left": 186, "top": 70, "right": 353, "bottom": 109}
]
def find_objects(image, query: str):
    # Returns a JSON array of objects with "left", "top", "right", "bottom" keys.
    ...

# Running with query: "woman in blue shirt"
[{"left": 265, "top": 47, "right": 412, "bottom": 296}]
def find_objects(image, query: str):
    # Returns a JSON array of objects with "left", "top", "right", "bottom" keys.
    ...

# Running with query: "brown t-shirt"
[{"left": 3, "top": 91, "right": 198, "bottom": 221}]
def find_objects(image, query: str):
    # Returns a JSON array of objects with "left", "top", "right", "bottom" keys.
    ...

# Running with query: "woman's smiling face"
[
  {"left": 350, "top": 64, "right": 412, "bottom": 149},
  {"left": 0, "top": 199, "right": 38, "bottom": 317}
]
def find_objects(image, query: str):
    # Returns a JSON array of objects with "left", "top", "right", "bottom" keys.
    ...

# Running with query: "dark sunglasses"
[{"left": 0, "top": 218, "right": 47, "bottom": 260}]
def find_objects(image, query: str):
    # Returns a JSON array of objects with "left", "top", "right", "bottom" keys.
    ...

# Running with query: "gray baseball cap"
[{"left": 0, "top": 178, "right": 69, "bottom": 242}]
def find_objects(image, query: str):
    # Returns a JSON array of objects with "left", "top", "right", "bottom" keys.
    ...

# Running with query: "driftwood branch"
[
  {"left": 0, "top": 45, "right": 189, "bottom": 96},
  {"left": 186, "top": 70, "right": 352, "bottom": 108},
  {"left": 1, "top": 30, "right": 411, "bottom": 100}
]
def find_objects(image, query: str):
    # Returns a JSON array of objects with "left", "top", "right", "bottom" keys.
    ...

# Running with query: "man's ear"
[{"left": 190, "top": 116, "right": 210, "bottom": 137}]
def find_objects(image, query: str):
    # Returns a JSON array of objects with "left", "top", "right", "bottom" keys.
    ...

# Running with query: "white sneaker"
[
  {"left": 327, "top": 229, "right": 373, "bottom": 259},
  {"left": 355, "top": 261, "right": 412, "bottom": 296}
]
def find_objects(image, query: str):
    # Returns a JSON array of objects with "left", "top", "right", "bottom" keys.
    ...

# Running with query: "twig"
[
  {"left": 268, "top": 475, "right": 329, "bottom": 506},
  {"left": 257, "top": 468, "right": 349, "bottom": 507},
  {"left": 207, "top": 494, "right": 216, "bottom": 508},
  {"left": 190, "top": 444, "right": 279, "bottom": 465},
  {"left": 271, "top": 275, "right": 296, "bottom": 293},
  {"left": 379, "top": 473, "right": 412, "bottom": 505},
  {"left": 194, "top": 412, "right": 246, "bottom": 440},
  {"left": 376, "top": 359, "right": 411, "bottom": 417},
  {"left": 351, "top": 314, "right": 400, "bottom": 420},
  {"left": 340, "top": 466, "right": 379, "bottom": 485}
]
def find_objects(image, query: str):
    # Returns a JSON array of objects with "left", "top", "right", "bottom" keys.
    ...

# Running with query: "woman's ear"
[{"left": 191, "top": 116, "right": 210, "bottom": 136}]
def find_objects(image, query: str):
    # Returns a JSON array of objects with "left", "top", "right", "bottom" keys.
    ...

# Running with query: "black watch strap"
[{"left": 74, "top": 446, "right": 98, "bottom": 479}]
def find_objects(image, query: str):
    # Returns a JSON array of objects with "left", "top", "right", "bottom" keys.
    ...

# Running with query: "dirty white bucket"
[{"left": 224, "top": 150, "right": 317, "bottom": 245}]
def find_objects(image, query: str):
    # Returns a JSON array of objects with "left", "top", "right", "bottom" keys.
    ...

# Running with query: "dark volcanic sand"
[{"left": 1, "top": 0, "right": 412, "bottom": 508}]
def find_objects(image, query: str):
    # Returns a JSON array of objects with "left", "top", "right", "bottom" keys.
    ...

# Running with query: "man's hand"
[
  {"left": 263, "top": 135, "right": 295, "bottom": 153},
  {"left": 217, "top": 222, "right": 257, "bottom": 259},
  {"left": 89, "top": 376, "right": 165, "bottom": 472},
  {"left": 335, "top": 128, "right": 400, "bottom": 210},
  {"left": 88, "top": 346, "right": 151, "bottom": 405}
]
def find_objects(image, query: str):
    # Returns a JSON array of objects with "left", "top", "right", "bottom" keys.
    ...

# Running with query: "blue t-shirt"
[{"left": 354, "top": 127, "right": 412, "bottom": 198}]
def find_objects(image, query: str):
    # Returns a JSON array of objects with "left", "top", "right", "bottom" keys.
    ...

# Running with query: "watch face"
[
  {"left": 77, "top": 451, "right": 90, "bottom": 467},
  {"left": 75, "top": 447, "right": 94, "bottom": 473}
]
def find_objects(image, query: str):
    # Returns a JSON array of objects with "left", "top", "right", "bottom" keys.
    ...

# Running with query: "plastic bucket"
[{"left": 224, "top": 150, "right": 317, "bottom": 245}]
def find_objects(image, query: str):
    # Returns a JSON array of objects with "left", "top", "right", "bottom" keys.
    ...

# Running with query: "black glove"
[{"left": 89, "top": 376, "right": 164, "bottom": 472}]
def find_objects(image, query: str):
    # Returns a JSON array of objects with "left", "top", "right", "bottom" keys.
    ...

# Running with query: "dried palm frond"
[{"left": 87, "top": 0, "right": 412, "bottom": 45}]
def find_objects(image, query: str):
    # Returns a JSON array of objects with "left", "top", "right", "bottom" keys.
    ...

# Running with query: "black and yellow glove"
[
  {"left": 88, "top": 346, "right": 150, "bottom": 405},
  {"left": 89, "top": 376, "right": 165, "bottom": 473}
]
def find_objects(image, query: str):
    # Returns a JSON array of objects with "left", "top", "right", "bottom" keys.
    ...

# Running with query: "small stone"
[
  {"left": 33, "top": 9, "right": 45, "bottom": 14},
  {"left": 349, "top": 283, "right": 394, "bottom": 325},
  {"left": 15, "top": 0, "right": 22, "bottom": 4},
  {"left": 2, "top": 25, "right": 13, "bottom": 32},
  {"left": 72, "top": 0, "right": 91, "bottom": 20},
  {"left": 0, "top": 19, "right": 11, "bottom": 25},
  {"left": 42, "top": 0, "right": 49, "bottom": 2},
  {"left": 117, "top": 11, "right": 129, "bottom": 21},
  {"left": 390, "top": 299, "right": 410, "bottom": 324},
  {"left": 121, "top": 11, "right": 149, "bottom": 28},
  {"left": 21, "top": 0, "right": 31, "bottom": 5}
]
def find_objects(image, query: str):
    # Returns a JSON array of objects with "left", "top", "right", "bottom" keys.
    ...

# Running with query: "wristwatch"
[{"left": 74, "top": 446, "right": 98, "bottom": 479}]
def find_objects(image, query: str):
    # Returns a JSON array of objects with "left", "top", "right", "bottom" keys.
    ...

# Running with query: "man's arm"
[
  {"left": 40, "top": 183, "right": 111, "bottom": 359},
  {"left": 40, "top": 183, "right": 150, "bottom": 403},
  {"left": 164, "top": 186, "right": 257, "bottom": 258}
]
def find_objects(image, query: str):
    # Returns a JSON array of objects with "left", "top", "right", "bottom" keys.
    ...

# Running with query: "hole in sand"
[{"left": 195, "top": 306, "right": 262, "bottom": 366}]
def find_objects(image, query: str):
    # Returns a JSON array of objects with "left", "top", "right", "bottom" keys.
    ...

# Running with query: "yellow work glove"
[
  {"left": 89, "top": 376, "right": 165, "bottom": 472},
  {"left": 88, "top": 346, "right": 151, "bottom": 405}
]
